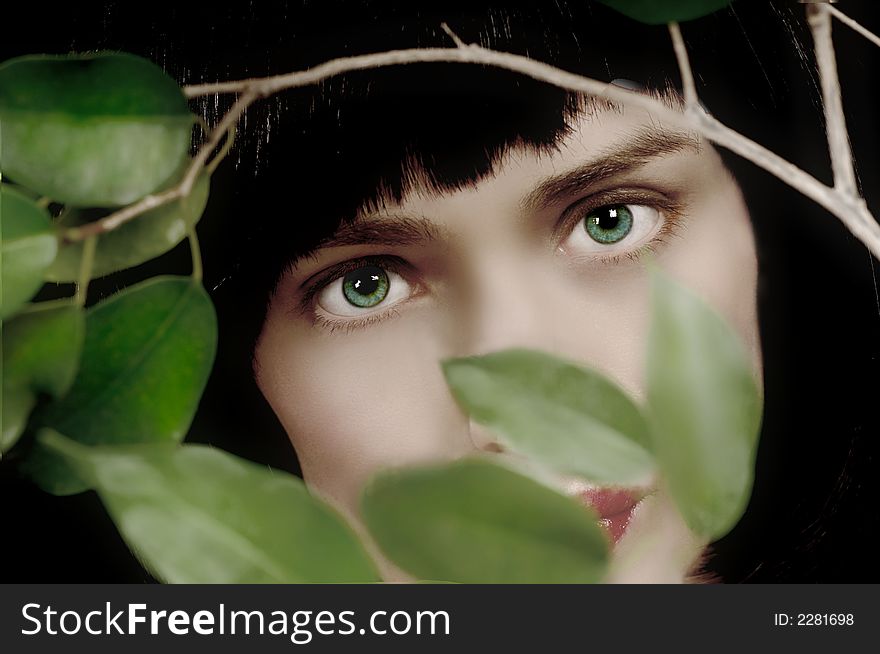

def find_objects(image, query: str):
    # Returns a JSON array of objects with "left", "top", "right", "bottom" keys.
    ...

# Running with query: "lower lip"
[{"left": 577, "top": 488, "right": 642, "bottom": 544}]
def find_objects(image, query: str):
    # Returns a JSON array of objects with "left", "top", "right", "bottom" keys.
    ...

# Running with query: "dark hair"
[{"left": 4, "top": 0, "right": 879, "bottom": 582}]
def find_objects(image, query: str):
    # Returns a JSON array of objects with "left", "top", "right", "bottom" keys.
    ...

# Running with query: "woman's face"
[{"left": 254, "top": 99, "right": 762, "bottom": 582}]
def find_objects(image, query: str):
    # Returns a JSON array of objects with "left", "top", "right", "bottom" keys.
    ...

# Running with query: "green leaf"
[
  {"left": 38, "top": 430, "right": 380, "bottom": 583},
  {"left": 0, "top": 52, "right": 193, "bottom": 206},
  {"left": 45, "top": 173, "right": 211, "bottom": 282},
  {"left": 442, "top": 348, "right": 654, "bottom": 484},
  {"left": 646, "top": 268, "right": 762, "bottom": 539},
  {"left": 29, "top": 276, "right": 216, "bottom": 494},
  {"left": 1, "top": 186, "right": 57, "bottom": 319},
  {"left": 361, "top": 458, "right": 609, "bottom": 583},
  {"left": 1, "top": 304, "right": 85, "bottom": 453},
  {"left": 598, "top": 0, "right": 731, "bottom": 25},
  {"left": 2, "top": 386, "right": 36, "bottom": 454},
  {"left": 3, "top": 304, "right": 85, "bottom": 394}
]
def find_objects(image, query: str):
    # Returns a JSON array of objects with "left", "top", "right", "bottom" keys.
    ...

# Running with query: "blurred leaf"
[
  {"left": 39, "top": 429, "right": 380, "bottom": 583},
  {"left": 442, "top": 348, "right": 654, "bottom": 484},
  {"left": 1, "top": 386, "right": 36, "bottom": 454},
  {"left": 598, "top": 0, "right": 731, "bottom": 24},
  {"left": 30, "top": 276, "right": 216, "bottom": 494},
  {"left": 3, "top": 304, "right": 84, "bottom": 394},
  {"left": 1, "top": 304, "right": 84, "bottom": 453},
  {"left": 0, "top": 52, "right": 192, "bottom": 206},
  {"left": 1, "top": 186, "right": 57, "bottom": 319},
  {"left": 646, "top": 268, "right": 762, "bottom": 539},
  {"left": 45, "top": 173, "right": 211, "bottom": 282},
  {"left": 362, "top": 458, "right": 609, "bottom": 583}
]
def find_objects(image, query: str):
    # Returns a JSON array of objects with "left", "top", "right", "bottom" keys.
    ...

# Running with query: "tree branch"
[
  {"left": 668, "top": 22, "right": 698, "bottom": 108},
  {"left": 63, "top": 90, "right": 256, "bottom": 242},
  {"left": 64, "top": 14, "right": 880, "bottom": 262},
  {"left": 808, "top": 2, "right": 858, "bottom": 196},
  {"left": 827, "top": 4, "right": 880, "bottom": 49}
]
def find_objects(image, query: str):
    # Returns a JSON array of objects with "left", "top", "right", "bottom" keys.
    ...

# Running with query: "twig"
[
  {"left": 63, "top": 90, "right": 256, "bottom": 242},
  {"left": 827, "top": 4, "right": 880, "bottom": 49},
  {"left": 440, "top": 22, "right": 467, "bottom": 49},
  {"left": 74, "top": 235, "right": 96, "bottom": 306},
  {"left": 807, "top": 3, "right": 858, "bottom": 196},
  {"left": 183, "top": 38, "right": 880, "bottom": 260},
  {"left": 668, "top": 22, "right": 698, "bottom": 108},
  {"left": 207, "top": 125, "right": 236, "bottom": 174},
  {"left": 65, "top": 11, "right": 880, "bottom": 262}
]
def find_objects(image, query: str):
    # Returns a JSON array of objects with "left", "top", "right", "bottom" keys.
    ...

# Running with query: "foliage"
[
  {"left": 442, "top": 349, "right": 654, "bottom": 485},
  {"left": 0, "top": 187, "right": 57, "bottom": 319},
  {"left": 597, "top": 0, "right": 731, "bottom": 25},
  {"left": 1, "top": 0, "right": 758, "bottom": 584},
  {"left": 647, "top": 270, "right": 762, "bottom": 538},
  {"left": 38, "top": 429, "right": 379, "bottom": 583},
  {"left": 362, "top": 458, "right": 610, "bottom": 583},
  {"left": 0, "top": 53, "right": 193, "bottom": 206}
]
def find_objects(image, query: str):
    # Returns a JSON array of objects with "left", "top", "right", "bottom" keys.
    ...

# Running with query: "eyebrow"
[
  {"left": 519, "top": 126, "right": 701, "bottom": 214},
  {"left": 290, "top": 214, "right": 445, "bottom": 268},
  {"left": 290, "top": 126, "right": 700, "bottom": 269}
]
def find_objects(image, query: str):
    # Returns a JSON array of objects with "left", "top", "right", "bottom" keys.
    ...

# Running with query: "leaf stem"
[
  {"left": 74, "top": 235, "right": 96, "bottom": 307},
  {"left": 188, "top": 227, "right": 203, "bottom": 283}
]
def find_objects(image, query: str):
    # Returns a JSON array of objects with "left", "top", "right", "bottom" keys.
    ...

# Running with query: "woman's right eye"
[{"left": 315, "top": 264, "right": 414, "bottom": 318}]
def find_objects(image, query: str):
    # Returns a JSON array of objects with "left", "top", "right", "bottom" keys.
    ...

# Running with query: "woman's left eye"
[
  {"left": 560, "top": 203, "right": 663, "bottom": 257},
  {"left": 315, "top": 264, "right": 414, "bottom": 317}
]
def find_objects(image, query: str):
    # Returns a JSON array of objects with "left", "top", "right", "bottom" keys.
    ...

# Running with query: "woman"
[
  {"left": 203, "top": 0, "right": 880, "bottom": 582},
  {"left": 6, "top": 0, "right": 879, "bottom": 582}
]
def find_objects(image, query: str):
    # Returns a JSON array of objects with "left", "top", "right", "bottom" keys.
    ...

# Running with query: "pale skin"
[{"left": 254, "top": 100, "right": 762, "bottom": 582}]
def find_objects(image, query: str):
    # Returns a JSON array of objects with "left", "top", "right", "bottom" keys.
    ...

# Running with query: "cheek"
[
  {"left": 254, "top": 307, "right": 473, "bottom": 513},
  {"left": 663, "top": 180, "right": 761, "bottom": 371}
]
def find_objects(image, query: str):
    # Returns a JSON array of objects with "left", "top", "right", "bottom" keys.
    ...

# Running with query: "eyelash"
[{"left": 299, "top": 190, "right": 685, "bottom": 332}]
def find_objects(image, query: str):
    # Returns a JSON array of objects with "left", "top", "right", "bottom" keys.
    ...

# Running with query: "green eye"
[
  {"left": 342, "top": 266, "right": 390, "bottom": 308},
  {"left": 583, "top": 205, "right": 633, "bottom": 244}
]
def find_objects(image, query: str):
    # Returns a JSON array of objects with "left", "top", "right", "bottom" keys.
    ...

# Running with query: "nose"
[
  {"left": 450, "top": 243, "right": 560, "bottom": 357},
  {"left": 445, "top": 241, "right": 561, "bottom": 458}
]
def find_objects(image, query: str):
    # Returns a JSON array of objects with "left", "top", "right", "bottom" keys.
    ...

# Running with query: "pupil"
[
  {"left": 584, "top": 204, "right": 632, "bottom": 245},
  {"left": 346, "top": 266, "right": 382, "bottom": 296},
  {"left": 596, "top": 208, "right": 620, "bottom": 230}
]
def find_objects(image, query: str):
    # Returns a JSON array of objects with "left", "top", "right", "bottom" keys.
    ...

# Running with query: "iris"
[
  {"left": 342, "top": 265, "right": 390, "bottom": 308},
  {"left": 584, "top": 205, "right": 633, "bottom": 244}
]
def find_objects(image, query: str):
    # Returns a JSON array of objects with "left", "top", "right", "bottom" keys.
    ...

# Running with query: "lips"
[{"left": 562, "top": 479, "right": 653, "bottom": 545}]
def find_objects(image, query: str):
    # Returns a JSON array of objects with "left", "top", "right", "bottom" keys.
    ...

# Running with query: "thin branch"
[
  {"left": 74, "top": 235, "right": 96, "bottom": 307},
  {"left": 64, "top": 23, "right": 880, "bottom": 261},
  {"left": 64, "top": 90, "right": 256, "bottom": 242},
  {"left": 668, "top": 22, "right": 698, "bottom": 108},
  {"left": 828, "top": 4, "right": 880, "bottom": 49},
  {"left": 181, "top": 39, "right": 880, "bottom": 260},
  {"left": 808, "top": 3, "right": 858, "bottom": 196},
  {"left": 440, "top": 22, "right": 467, "bottom": 49},
  {"left": 693, "top": 109, "right": 879, "bottom": 258},
  {"left": 207, "top": 125, "right": 236, "bottom": 174}
]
